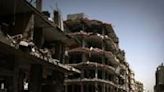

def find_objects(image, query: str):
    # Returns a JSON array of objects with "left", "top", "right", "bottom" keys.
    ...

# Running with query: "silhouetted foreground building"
[
  {"left": 154, "top": 63, "right": 164, "bottom": 92},
  {"left": 0, "top": 0, "right": 80, "bottom": 92},
  {"left": 63, "top": 14, "right": 143, "bottom": 92}
]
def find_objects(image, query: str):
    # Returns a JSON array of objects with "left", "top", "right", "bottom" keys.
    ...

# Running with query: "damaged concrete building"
[
  {"left": 63, "top": 14, "right": 143, "bottom": 92},
  {"left": 154, "top": 63, "right": 164, "bottom": 92},
  {"left": 0, "top": 0, "right": 144, "bottom": 92},
  {"left": 0, "top": 0, "right": 80, "bottom": 92}
]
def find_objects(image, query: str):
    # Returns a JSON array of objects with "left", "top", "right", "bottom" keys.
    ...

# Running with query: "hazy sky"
[{"left": 42, "top": 0, "right": 164, "bottom": 91}]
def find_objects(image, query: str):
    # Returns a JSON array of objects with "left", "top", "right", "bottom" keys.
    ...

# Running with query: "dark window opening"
[
  {"left": 83, "top": 69, "right": 95, "bottom": 79},
  {"left": 86, "top": 40, "right": 102, "bottom": 49},
  {"left": 67, "top": 73, "right": 80, "bottom": 79},
  {"left": 69, "top": 53, "right": 83, "bottom": 64},
  {"left": 89, "top": 55, "right": 102, "bottom": 64}
]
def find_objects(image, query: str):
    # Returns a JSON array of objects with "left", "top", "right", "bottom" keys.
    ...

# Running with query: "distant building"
[
  {"left": 129, "top": 70, "right": 136, "bottom": 92},
  {"left": 154, "top": 63, "right": 164, "bottom": 92},
  {"left": 135, "top": 81, "right": 144, "bottom": 92}
]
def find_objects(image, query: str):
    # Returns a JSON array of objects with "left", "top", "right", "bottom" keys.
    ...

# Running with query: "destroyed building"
[
  {"left": 63, "top": 14, "right": 144, "bottom": 92},
  {"left": 154, "top": 63, "right": 164, "bottom": 92},
  {"left": 0, "top": 0, "right": 144, "bottom": 92},
  {"left": 0, "top": 0, "right": 80, "bottom": 92}
]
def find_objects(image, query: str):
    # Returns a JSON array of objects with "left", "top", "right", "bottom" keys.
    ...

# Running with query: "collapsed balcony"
[
  {"left": 0, "top": 0, "right": 80, "bottom": 92},
  {"left": 0, "top": 40, "right": 80, "bottom": 92},
  {"left": 0, "top": 0, "right": 78, "bottom": 63},
  {"left": 64, "top": 18, "right": 119, "bottom": 44},
  {"left": 68, "top": 31, "right": 119, "bottom": 54},
  {"left": 65, "top": 46, "right": 126, "bottom": 88},
  {"left": 67, "top": 47, "right": 119, "bottom": 67},
  {"left": 67, "top": 62, "right": 115, "bottom": 79}
]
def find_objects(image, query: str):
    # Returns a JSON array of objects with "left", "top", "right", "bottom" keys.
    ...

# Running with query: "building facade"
[
  {"left": 0, "top": 0, "right": 80, "bottom": 92},
  {"left": 154, "top": 63, "right": 164, "bottom": 92},
  {"left": 63, "top": 16, "right": 143, "bottom": 92},
  {"left": 135, "top": 81, "right": 144, "bottom": 92},
  {"left": 0, "top": 0, "right": 144, "bottom": 91}
]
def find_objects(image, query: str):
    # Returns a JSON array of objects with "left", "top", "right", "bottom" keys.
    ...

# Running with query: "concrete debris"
[
  {"left": 19, "top": 41, "right": 29, "bottom": 47},
  {"left": 0, "top": 0, "right": 80, "bottom": 92}
]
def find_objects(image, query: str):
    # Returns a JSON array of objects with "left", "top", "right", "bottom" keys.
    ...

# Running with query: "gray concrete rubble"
[{"left": 0, "top": 0, "right": 80, "bottom": 92}]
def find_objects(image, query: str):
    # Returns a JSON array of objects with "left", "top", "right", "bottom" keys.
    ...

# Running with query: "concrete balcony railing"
[
  {"left": 68, "top": 47, "right": 119, "bottom": 67},
  {"left": 67, "top": 61, "right": 115, "bottom": 74},
  {"left": 65, "top": 78, "right": 117, "bottom": 87}
]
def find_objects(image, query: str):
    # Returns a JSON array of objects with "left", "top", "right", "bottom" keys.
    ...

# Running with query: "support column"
[
  {"left": 65, "top": 74, "right": 68, "bottom": 92},
  {"left": 72, "top": 85, "right": 74, "bottom": 92},
  {"left": 81, "top": 35, "right": 87, "bottom": 63},
  {"left": 60, "top": 44, "right": 65, "bottom": 63},
  {"left": 80, "top": 82, "right": 84, "bottom": 92},
  {"left": 82, "top": 53, "right": 87, "bottom": 62},
  {"left": 110, "top": 86, "right": 112, "bottom": 92},
  {"left": 82, "top": 38, "right": 86, "bottom": 48},
  {"left": 102, "top": 56, "right": 105, "bottom": 78},
  {"left": 65, "top": 84, "right": 68, "bottom": 92},
  {"left": 102, "top": 29, "right": 106, "bottom": 92},
  {"left": 102, "top": 84, "right": 105, "bottom": 92},
  {"left": 106, "top": 85, "right": 109, "bottom": 92},
  {"left": 6, "top": 77, "right": 13, "bottom": 92},
  {"left": 86, "top": 84, "right": 88, "bottom": 92},
  {"left": 95, "top": 63, "right": 98, "bottom": 79},
  {"left": 80, "top": 69, "right": 84, "bottom": 92},
  {"left": 29, "top": 64, "right": 42, "bottom": 92},
  {"left": 63, "top": 47, "right": 68, "bottom": 64},
  {"left": 95, "top": 63, "right": 98, "bottom": 92},
  {"left": 54, "top": 42, "right": 62, "bottom": 60},
  {"left": 18, "top": 70, "right": 24, "bottom": 92},
  {"left": 13, "top": 62, "right": 19, "bottom": 92},
  {"left": 95, "top": 82, "right": 98, "bottom": 92}
]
